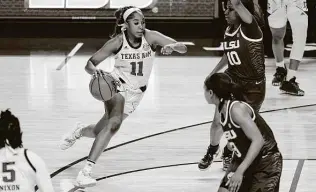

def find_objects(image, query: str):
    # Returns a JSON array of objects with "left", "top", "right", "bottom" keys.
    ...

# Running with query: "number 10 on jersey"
[
  {"left": 227, "top": 51, "right": 241, "bottom": 65},
  {"left": 130, "top": 61, "right": 144, "bottom": 76}
]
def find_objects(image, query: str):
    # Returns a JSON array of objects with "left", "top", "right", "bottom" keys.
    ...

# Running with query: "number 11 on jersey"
[{"left": 130, "top": 61, "right": 144, "bottom": 76}]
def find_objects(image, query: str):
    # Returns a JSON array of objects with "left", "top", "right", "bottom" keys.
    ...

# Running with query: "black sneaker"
[
  {"left": 272, "top": 67, "right": 287, "bottom": 86},
  {"left": 198, "top": 144, "right": 219, "bottom": 171},
  {"left": 222, "top": 145, "right": 233, "bottom": 171},
  {"left": 222, "top": 157, "right": 232, "bottom": 171},
  {"left": 280, "top": 77, "right": 305, "bottom": 96}
]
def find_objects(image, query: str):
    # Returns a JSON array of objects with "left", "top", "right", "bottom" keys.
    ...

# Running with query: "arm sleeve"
[{"left": 26, "top": 150, "right": 55, "bottom": 192}]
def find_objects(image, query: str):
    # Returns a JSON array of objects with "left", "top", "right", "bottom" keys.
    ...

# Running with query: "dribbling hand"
[
  {"left": 92, "top": 69, "right": 121, "bottom": 87},
  {"left": 92, "top": 69, "right": 107, "bottom": 78},
  {"left": 161, "top": 44, "right": 174, "bottom": 55}
]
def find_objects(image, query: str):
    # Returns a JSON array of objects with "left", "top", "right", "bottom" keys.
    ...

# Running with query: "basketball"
[{"left": 89, "top": 71, "right": 118, "bottom": 102}]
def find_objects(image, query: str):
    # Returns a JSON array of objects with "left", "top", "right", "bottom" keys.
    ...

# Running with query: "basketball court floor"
[{"left": 1, "top": 49, "right": 316, "bottom": 192}]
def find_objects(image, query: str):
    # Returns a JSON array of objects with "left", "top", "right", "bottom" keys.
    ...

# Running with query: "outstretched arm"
[
  {"left": 209, "top": 54, "right": 228, "bottom": 76},
  {"left": 231, "top": 0, "right": 262, "bottom": 39},
  {"left": 145, "top": 29, "right": 187, "bottom": 54},
  {"left": 230, "top": 0, "right": 253, "bottom": 24}
]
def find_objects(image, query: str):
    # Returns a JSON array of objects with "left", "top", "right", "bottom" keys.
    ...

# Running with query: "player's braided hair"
[
  {"left": 0, "top": 109, "right": 23, "bottom": 149},
  {"left": 204, "top": 73, "right": 245, "bottom": 104},
  {"left": 110, "top": 6, "right": 138, "bottom": 38}
]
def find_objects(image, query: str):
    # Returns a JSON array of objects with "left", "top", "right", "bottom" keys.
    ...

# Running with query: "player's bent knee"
[
  {"left": 290, "top": 23, "right": 308, "bottom": 61},
  {"left": 109, "top": 117, "right": 123, "bottom": 133},
  {"left": 271, "top": 33, "right": 285, "bottom": 42},
  {"left": 292, "top": 25, "right": 308, "bottom": 43},
  {"left": 92, "top": 114, "right": 109, "bottom": 136},
  {"left": 271, "top": 28, "right": 286, "bottom": 41}
]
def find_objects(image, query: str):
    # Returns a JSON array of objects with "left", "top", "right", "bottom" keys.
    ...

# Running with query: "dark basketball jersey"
[
  {"left": 220, "top": 100, "right": 277, "bottom": 161},
  {"left": 223, "top": 18, "right": 265, "bottom": 81}
]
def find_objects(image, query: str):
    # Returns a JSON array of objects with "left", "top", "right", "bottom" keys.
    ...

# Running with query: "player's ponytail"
[
  {"left": 229, "top": 81, "right": 244, "bottom": 101},
  {"left": 110, "top": 6, "right": 139, "bottom": 38},
  {"left": 204, "top": 73, "right": 245, "bottom": 101},
  {"left": 0, "top": 109, "right": 23, "bottom": 149}
]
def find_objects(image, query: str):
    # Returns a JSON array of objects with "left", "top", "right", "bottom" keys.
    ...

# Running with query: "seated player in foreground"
[{"left": 0, "top": 109, "right": 55, "bottom": 192}]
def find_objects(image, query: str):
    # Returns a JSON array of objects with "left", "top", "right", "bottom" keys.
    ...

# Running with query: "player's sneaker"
[
  {"left": 272, "top": 67, "right": 287, "bottom": 86},
  {"left": 75, "top": 169, "right": 97, "bottom": 188},
  {"left": 222, "top": 145, "right": 233, "bottom": 171},
  {"left": 222, "top": 156, "right": 233, "bottom": 171},
  {"left": 280, "top": 77, "right": 305, "bottom": 96},
  {"left": 198, "top": 144, "right": 219, "bottom": 171},
  {"left": 59, "top": 123, "right": 85, "bottom": 150}
]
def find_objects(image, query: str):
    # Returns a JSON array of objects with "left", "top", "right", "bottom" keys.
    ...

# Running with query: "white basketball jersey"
[
  {"left": 113, "top": 32, "right": 156, "bottom": 89},
  {"left": 0, "top": 146, "right": 36, "bottom": 191}
]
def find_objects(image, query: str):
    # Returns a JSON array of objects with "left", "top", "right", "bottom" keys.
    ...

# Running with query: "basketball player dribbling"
[
  {"left": 0, "top": 109, "right": 55, "bottom": 192},
  {"left": 198, "top": 0, "right": 266, "bottom": 171},
  {"left": 269, "top": 0, "right": 308, "bottom": 96},
  {"left": 59, "top": 6, "right": 187, "bottom": 187},
  {"left": 204, "top": 72, "right": 282, "bottom": 192}
]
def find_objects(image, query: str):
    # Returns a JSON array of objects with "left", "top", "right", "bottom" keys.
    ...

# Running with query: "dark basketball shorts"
[
  {"left": 224, "top": 72, "right": 266, "bottom": 112},
  {"left": 220, "top": 151, "right": 283, "bottom": 192}
]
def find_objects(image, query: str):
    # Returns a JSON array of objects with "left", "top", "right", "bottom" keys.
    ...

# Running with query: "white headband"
[{"left": 123, "top": 7, "right": 142, "bottom": 22}]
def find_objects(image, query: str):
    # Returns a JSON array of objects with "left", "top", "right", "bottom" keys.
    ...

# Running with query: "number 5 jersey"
[{"left": 0, "top": 146, "right": 54, "bottom": 192}]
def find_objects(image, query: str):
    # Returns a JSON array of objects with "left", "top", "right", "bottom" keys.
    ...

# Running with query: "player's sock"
[
  {"left": 198, "top": 144, "right": 219, "bottom": 170},
  {"left": 76, "top": 160, "right": 97, "bottom": 188},
  {"left": 222, "top": 145, "right": 233, "bottom": 171},
  {"left": 276, "top": 60, "right": 285, "bottom": 68},
  {"left": 287, "top": 69, "right": 297, "bottom": 81},
  {"left": 74, "top": 127, "right": 83, "bottom": 139},
  {"left": 83, "top": 159, "right": 95, "bottom": 174}
]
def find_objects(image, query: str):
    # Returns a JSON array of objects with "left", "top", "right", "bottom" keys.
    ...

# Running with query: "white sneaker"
[
  {"left": 59, "top": 123, "right": 85, "bottom": 150},
  {"left": 75, "top": 169, "right": 97, "bottom": 188}
]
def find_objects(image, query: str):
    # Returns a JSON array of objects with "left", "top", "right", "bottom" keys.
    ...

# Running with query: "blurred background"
[{"left": 0, "top": 0, "right": 315, "bottom": 57}]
